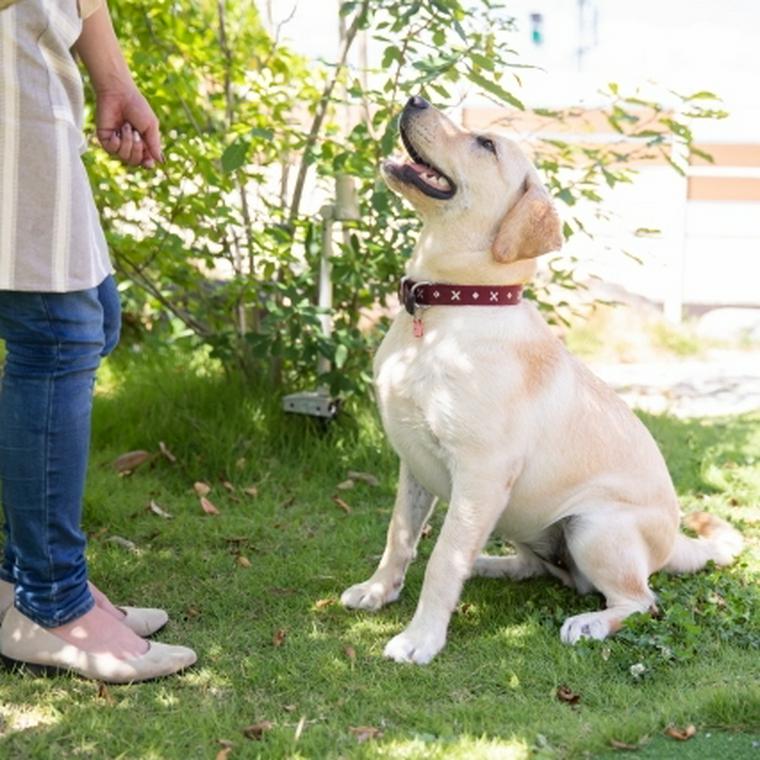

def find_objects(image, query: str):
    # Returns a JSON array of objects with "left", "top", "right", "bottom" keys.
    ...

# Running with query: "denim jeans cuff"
[{"left": 15, "top": 589, "right": 95, "bottom": 629}]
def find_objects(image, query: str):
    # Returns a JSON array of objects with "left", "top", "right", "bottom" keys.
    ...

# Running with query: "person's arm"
[{"left": 74, "top": 1, "right": 162, "bottom": 168}]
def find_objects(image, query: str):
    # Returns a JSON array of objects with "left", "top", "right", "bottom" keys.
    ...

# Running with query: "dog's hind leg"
[
  {"left": 559, "top": 507, "right": 665, "bottom": 644},
  {"left": 472, "top": 546, "right": 546, "bottom": 580},
  {"left": 473, "top": 530, "right": 579, "bottom": 589},
  {"left": 341, "top": 462, "right": 436, "bottom": 611}
]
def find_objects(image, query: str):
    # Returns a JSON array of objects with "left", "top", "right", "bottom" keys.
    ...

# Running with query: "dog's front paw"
[
  {"left": 560, "top": 612, "right": 611, "bottom": 645},
  {"left": 383, "top": 627, "right": 446, "bottom": 665},
  {"left": 340, "top": 578, "right": 400, "bottom": 611}
]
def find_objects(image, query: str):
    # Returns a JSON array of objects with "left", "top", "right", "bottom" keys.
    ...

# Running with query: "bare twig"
[
  {"left": 116, "top": 253, "right": 212, "bottom": 338},
  {"left": 287, "top": 0, "right": 370, "bottom": 226},
  {"left": 217, "top": 0, "right": 258, "bottom": 334},
  {"left": 261, "top": 2, "right": 298, "bottom": 70}
]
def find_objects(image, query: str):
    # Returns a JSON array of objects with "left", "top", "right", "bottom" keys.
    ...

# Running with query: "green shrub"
[{"left": 86, "top": 0, "right": 726, "bottom": 400}]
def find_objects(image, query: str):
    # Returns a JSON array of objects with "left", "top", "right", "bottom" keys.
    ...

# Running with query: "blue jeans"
[{"left": 0, "top": 276, "right": 120, "bottom": 627}]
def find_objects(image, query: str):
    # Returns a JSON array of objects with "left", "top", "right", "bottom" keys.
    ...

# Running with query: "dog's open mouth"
[{"left": 386, "top": 123, "right": 457, "bottom": 200}]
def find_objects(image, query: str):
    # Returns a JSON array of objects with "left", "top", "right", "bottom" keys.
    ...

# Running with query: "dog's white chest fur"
[
  {"left": 374, "top": 305, "right": 536, "bottom": 510},
  {"left": 374, "top": 315, "right": 457, "bottom": 500}
]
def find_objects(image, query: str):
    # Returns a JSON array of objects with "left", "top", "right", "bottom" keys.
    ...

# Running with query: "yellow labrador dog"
[{"left": 340, "top": 96, "right": 743, "bottom": 664}]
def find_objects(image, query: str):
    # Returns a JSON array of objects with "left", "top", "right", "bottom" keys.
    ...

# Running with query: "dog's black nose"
[{"left": 407, "top": 95, "right": 429, "bottom": 110}]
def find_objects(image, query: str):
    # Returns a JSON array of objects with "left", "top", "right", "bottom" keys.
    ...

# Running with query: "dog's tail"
[{"left": 663, "top": 512, "right": 743, "bottom": 574}]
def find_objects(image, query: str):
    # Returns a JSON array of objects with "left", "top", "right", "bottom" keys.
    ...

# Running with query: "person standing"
[{"left": 0, "top": 0, "right": 196, "bottom": 682}]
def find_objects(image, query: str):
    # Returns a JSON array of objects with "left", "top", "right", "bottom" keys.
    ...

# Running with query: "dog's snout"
[{"left": 406, "top": 95, "right": 429, "bottom": 111}]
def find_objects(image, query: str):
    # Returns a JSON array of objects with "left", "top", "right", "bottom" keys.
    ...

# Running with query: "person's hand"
[{"left": 95, "top": 85, "right": 163, "bottom": 169}]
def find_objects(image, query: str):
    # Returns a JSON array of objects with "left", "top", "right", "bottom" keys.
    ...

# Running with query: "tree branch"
[{"left": 287, "top": 0, "right": 369, "bottom": 227}]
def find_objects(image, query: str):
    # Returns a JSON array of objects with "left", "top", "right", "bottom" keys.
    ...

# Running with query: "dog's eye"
[{"left": 477, "top": 136, "right": 497, "bottom": 155}]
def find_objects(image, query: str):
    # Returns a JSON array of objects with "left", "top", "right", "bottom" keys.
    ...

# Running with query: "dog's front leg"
[
  {"left": 341, "top": 462, "right": 436, "bottom": 611},
  {"left": 384, "top": 467, "right": 514, "bottom": 664}
]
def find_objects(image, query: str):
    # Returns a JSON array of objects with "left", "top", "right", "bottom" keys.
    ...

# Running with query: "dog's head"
[{"left": 383, "top": 97, "right": 562, "bottom": 265}]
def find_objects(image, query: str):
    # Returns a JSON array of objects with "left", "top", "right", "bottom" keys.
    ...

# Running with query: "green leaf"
[
  {"left": 689, "top": 146, "right": 714, "bottom": 164},
  {"left": 466, "top": 69, "right": 524, "bottom": 110},
  {"left": 556, "top": 188, "right": 575, "bottom": 206},
  {"left": 334, "top": 343, "right": 348, "bottom": 369},
  {"left": 221, "top": 140, "right": 248, "bottom": 173},
  {"left": 470, "top": 52, "right": 495, "bottom": 72},
  {"left": 684, "top": 90, "right": 721, "bottom": 101},
  {"left": 382, "top": 45, "right": 402, "bottom": 68},
  {"left": 250, "top": 127, "right": 274, "bottom": 141}
]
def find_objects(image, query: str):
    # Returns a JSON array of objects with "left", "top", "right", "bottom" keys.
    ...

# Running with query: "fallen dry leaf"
[
  {"left": 185, "top": 606, "right": 201, "bottom": 620},
  {"left": 420, "top": 523, "right": 433, "bottom": 538},
  {"left": 215, "top": 740, "right": 233, "bottom": 760},
  {"left": 148, "top": 500, "right": 172, "bottom": 519},
  {"left": 336, "top": 479, "right": 355, "bottom": 491},
  {"left": 235, "top": 457, "right": 246, "bottom": 470},
  {"left": 314, "top": 598, "right": 334, "bottom": 609},
  {"left": 243, "top": 721, "right": 273, "bottom": 741},
  {"left": 112, "top": 450, "right": 151, "bottom": 474},
  {"left": 97, "top": 682, "right": 114, "bottom": 704},
  {"left": 556, "top": 684, "right": 581, "bottom": 705},
  {"left": 349, "top": 726, "right": 383, "bottom": 743},
  {"left": 269, "top": 587, "right": 297, "bottom": 596},
  {"left": 609, "top": 739, "right": 639, "bottom": 751},
  {"left": 347, "top": 470, "right": 380, "bottom": 487},
  {"left": 200, "top": 496, "right": 220, "bottom": 516},
  {"left": 158, "top": 441, "right": 177, "bottom": 463},
  {"left": 243, "top": 485, "right": 258, "bottom": 498},
  {"left": 278, "top": 496, "right": 295, "bottom": 509},
  {"left": 344, "top": 645, "right": 357, "bottom": 664},
  {"left": 294, "top": 715, "right": 306, "bottom": 742},
  {"left": 194, "top": 481, "right": 211, "bottom": 497},
  {"left": 106, "top": 535, "right": 138, "bottom": 553},
  {"left": 222, "top": 480, "right": 236, "bottom": 492},
  {"left": 236, "top": 555, "right": 252, "bottom": 568},
  {"left": 665, "top": 725, "right": 697, "bottom": 741},
  {"left": 272, "top": 628, "right": 287, "bottom": 647},
  {"left": 282, "top": 704, "right": 297, "bottom": 713},
  {"left": 332, "top": 495, "right": 352, "bottom": 514}
]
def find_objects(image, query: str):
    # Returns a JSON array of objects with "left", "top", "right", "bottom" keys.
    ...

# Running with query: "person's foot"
[
  {"left": 1, "top": 579, "right": 168, "bottom": 637},
  {"left": 88, "top": 582, "right": 169, "bottom": 636},
  {"left": 87, "top": 581, "right": 127, "bottom": 622},
  {"left": 49, "top": 605, "right": 148, "bottom": 659},
  {"left": 0, "top": 606, "right": 197, "bottom": 683}
]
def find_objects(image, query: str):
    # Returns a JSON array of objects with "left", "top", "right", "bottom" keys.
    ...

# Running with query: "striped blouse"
[{"left": 0, "top": 0, "right": 112, "bottom": 293}]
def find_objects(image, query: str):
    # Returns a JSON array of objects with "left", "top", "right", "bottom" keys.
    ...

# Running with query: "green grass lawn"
[{"left": 0, "top": 351, "right": 758, "bottom": 759}]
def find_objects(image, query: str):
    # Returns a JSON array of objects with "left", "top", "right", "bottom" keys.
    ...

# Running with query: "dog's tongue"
[{"left": 408, "top": 162, "right": 430, "bottom": 174}]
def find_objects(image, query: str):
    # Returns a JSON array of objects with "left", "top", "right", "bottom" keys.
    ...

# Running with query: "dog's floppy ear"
[{"left": 491, "top": 171, "right": 563, "bottom": 264}]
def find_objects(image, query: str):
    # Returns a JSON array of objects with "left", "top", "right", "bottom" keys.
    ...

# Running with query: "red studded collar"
[
  {"left": 400, "top": 277, "right": 523, "bottom": 314},
  {"left": 399, "top": 277, "right": 524, "bottom": 337}
]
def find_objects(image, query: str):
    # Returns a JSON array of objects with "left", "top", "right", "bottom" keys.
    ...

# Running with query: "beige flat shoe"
[
  {"left": 0, "top": 607, "right": 197, "bottom": 683},
  {"left": 0, "top": 580, "right": 168, "bottom": 636},
  {"left": 0, "top": 579, "right": 12, "bottom": 624},
  {"left": 119, "top": 606, "right": 169, "bottom": 637}
]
